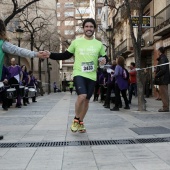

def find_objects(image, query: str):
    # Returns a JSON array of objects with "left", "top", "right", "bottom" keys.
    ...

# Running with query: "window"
[
  {"left": 65, "top": 21, "right": 74, "bottom": 26},
  {"left": 57, "top": 21, "right": 61, "bottom": 26},
  {"left": 64, "top": 12, "right": 74, "bottom": 17},
  {"left": 98, "top": 8, "right": 102, "bottom": 15},
  {"left": 57, "top": 12, "right": 60, "bottom": 17},
  {"left": 76, "top": 26, "right": 83, "bottom": 33},
  {"left": 64, "top": 30, "right": 74, "bottom": 35},
  {"left": 57, "top": 3, "right": 60, "bottom": 7},
  {"left": 64, "top": 2, "right": 74, "bottom": 8}
]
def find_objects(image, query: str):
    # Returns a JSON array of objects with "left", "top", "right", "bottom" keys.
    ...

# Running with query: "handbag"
[{"left": 153, "top": 77, "right": 162, "bottom": 85}]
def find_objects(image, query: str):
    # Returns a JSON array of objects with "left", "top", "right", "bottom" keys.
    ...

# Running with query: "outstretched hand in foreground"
[{"left": 36, "top": 51, "right": 50, "bottom": 59}]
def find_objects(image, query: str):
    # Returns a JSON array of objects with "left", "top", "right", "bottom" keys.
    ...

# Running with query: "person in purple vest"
[
  {"left": 21, "top": 65, "right": 29, "bottom": 105},
  {"left": 8, "top": 58, "right": 22, "bottom": 108}
]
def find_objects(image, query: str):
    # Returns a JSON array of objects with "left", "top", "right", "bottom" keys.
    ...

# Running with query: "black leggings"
[
  {"left": 74, "top": 76, "right": 96, "bottom": 99},
  {"left": 115, "top": 83, "right": 129, "bottom": 108}
]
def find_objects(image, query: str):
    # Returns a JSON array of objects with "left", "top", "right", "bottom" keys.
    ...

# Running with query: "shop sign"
[{"left": 132, "top": 16, "right": 151, "bottom": 28}]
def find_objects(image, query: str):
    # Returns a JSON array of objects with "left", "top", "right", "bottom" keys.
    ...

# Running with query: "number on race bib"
[{"left": 81, "top": 62, "right": 94, "bottom": 72}]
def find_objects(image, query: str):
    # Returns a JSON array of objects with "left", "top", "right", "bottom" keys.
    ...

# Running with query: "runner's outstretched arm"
[{"left": 49, "top": 50, "right": 73, "bottom": 60}]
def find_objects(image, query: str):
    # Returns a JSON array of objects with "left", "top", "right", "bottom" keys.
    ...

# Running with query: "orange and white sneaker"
[
  {"left": 70, "top": 119, "right": 79, "bottom": 132},
  {"left": 78, "top": 121, "right": 86, "bottom": 133}
]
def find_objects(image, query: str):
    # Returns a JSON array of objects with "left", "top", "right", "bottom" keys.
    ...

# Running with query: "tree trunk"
[
  {"left": 134, "top": 47, "right": 146, "bottom": 111},
  {"left": 124, "top": 0, "right": 146, "bottom": 111},
  {"left": 38, "top": 59, "right": 41, "bottom": 80}
]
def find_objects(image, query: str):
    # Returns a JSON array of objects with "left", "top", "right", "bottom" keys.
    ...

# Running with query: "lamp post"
[
  {"left": 106, "top": 25, "right": 113, "bottom": 61},
  {"left": 15, "top": 26, "right": 24, "bottom": 65},
  {"left": 47, "top": 58, "right": 52, "bottom": 94}
]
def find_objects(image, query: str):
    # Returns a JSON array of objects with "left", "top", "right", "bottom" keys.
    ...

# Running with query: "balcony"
[
  {"left": 114, "top": 38, "right": 133, "bottom": 57},
  {"left": 154, "top": 4, "right": 170, "bottom": 36}
]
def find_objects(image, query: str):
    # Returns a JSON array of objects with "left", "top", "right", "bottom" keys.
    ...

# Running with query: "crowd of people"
[
  {"left": 0, "top": 18, "right": 46, "bottom": 112},
  {"left": 93, "top": 58, "right": 134, "bottom": 111},
  {"left": 0, "top": 58, "right": 38, "bottom": 111},
  {"left": 93, "top": 47, "right": 170, "bottom": 113}
]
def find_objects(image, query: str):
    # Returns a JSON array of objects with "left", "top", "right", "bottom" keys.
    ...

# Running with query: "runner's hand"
[
  {"left": 99, "top": 57, "right": 106, "bottom": 65},
  {"left": 37, "top": 51, "right": 50, "bottom": 58}
]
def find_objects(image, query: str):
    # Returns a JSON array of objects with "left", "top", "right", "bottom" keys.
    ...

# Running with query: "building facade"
[
  {"left": 101, "top": 0, "right": 170, "bottom": 96},
  {"left": 57, "top": 0, "right": 95, "bottom": 86},
  {"left": 0, "top": 0, "right": 60, "bottom": 92}
]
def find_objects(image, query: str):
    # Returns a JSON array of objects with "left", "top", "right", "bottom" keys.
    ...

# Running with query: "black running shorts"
[{"left": 74, "top": 76, "right": 96, "bottom": 99}]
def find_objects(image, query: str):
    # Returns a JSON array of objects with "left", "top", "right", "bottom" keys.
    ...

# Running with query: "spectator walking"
[
  {"left": 53, "top": 82, "right": 57, "bottom": 93},
  {"left": 128, "top": 62, "right": 137, "bottom": 104}
]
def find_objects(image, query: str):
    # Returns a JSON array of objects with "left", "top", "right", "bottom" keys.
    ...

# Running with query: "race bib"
[{"left": 81, "top": 61, "right": 94, "bottom": 72}]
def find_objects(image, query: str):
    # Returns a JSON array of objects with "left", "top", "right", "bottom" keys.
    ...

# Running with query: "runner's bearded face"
[{"left": 83, "top": 22, "right": 95, "bottom": 38}]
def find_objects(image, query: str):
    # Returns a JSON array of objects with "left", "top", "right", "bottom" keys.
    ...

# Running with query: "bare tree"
[
  {"left": 124, "top": 0, "right": 151, "bottom": 111},
  {"left": 19, "top": 5, "right": 52, "bottom": 70},
  {"left": 4, "top": 0, "right": 40, "bottom": 26}
]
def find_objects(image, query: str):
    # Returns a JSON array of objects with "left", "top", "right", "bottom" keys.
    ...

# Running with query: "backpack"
[{"left": 122, "top": 68, "right": 129, "bottom": 80}]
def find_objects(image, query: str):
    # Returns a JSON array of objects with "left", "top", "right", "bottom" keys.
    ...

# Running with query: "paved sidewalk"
[{"left": 0, "top": 93, "right": 170, "bottom": 170}]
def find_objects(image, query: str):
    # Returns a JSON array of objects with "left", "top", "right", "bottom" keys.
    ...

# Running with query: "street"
[{"left": 0, "top": 92, "right": 170, "bottom": 170}]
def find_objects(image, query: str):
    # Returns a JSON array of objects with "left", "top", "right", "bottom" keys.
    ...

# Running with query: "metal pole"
[
  {"left": 47, "top": 58, "right": 50, "bottom": 94},
  {"left": 18, "top": 38, "right": 21, "bottom": 65},
  {"left": 30, "top": 33, "right": 34, "bottom": 71},
  {"left": 109, "top": 38, "right": 111, "bottom": 62}
]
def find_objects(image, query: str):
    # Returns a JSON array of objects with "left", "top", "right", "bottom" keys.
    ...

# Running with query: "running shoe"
[
  {"left": 78, "top": 122, "right": 86, "bottom": 133},
  {"left": 70, "top": 119, "right": 79, "bottom": 132}
]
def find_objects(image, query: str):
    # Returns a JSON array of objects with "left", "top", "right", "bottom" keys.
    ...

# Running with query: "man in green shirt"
[{"left": 44, "top": 18, "right": 108, "bottom": 133}]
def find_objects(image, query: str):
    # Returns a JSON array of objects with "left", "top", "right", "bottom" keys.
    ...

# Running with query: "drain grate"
[{"left": 1, "top": 137, "right": 170, "bottom": 148}]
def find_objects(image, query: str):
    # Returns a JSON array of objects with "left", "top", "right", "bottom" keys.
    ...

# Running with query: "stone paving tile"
[
  {"left": 118, "top": 144, "right": 157, "bottom": 160},
  {"left": 62, "top": 151, "right": 97, "bottom": 169},
  {"left": 66, "top": 131, "right": 89, "bottom": 141},
  {"left": 130, "top": 158, "right": 170, "bottom": 170},
  {"left": 0, "top": 148, "right": 36, "bottom": 170},
  {"left": 26, "top": 148, "right": 63, "bottom": 170},
  {"left": 144, "top": 143, "right": 170, "bottom": 165},
  {"left": 64, "top": 146, "right": 92, "bottom": 152},
  {"left": 62, "top": 166, "right": 98, "bottom": 170},
  {"left": 0, "top": 148, "right": 10, "bottom": 157},
  {"left": 0, "top": 117, "right": 42, "bottom": 125},
  {"left": 98, "top": 163, "right": 137, "bottom": 170}
]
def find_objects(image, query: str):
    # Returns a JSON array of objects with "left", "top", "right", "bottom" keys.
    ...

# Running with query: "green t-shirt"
[
  {"left": 67, "top": 37, "right": 106, "bottom": 81},
  {"left": 0, "top": 40, "right": 5, "bottom": 80}
]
